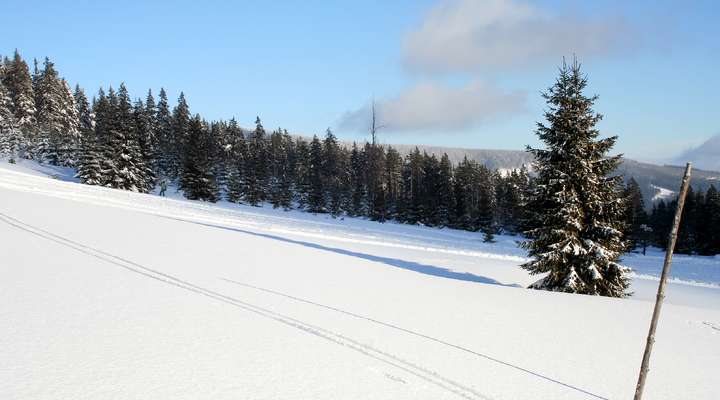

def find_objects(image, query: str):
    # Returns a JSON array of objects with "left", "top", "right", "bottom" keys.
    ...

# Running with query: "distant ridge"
[{"left": 337, "top": 139, "right": 720, "bottom": 207}]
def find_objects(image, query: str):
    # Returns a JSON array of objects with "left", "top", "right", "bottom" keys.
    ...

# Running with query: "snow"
[
  {"left": 1, "top": 160, "right": 719, "bottom": 400},
  {"left": 650, "top": 184, "right": 675, "bottom": 202}
]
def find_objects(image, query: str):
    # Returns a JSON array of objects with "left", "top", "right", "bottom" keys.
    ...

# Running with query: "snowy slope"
[{"left": 1, "top": 163, "right": 719, "bottom": 400}]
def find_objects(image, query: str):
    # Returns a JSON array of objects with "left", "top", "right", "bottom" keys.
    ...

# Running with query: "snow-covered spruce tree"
[
  {"left": 1, "top": 50, "right": 36, "bottom": 158},
  {"left": 225, "top": 119, "right": 247, "bottom": 203},
  {"left": 58, "top": 78, "right": 80, "bottom": 166},
  {"left": 155, "top": 88, "right": 173, "bottom": 180},
  {"left": 477, "top": 185, "right": 496, "bottom": 243},
  {"left": 102, "top": 84, "right": 150, "bottom": 192},
  {"left": 0, "top": 80, "right": 22, "bottom": 163},
  {"left": 169, "top": 92, "right": 191, "bottom": 180},
  {"left": 179, "top": 115, "right": 219, "bottom": 202},
  {"left": 34, "top": 58, "right": 66, "bottom": 164},
  {"left": 74, "top": 85, "right": 94, "bottom": 135},
  {"left": 521, "top": 59, "right": 629, "bottom": 297},
  {"left": 348, "top": 143, "right": 367, "bottom": 216},
  {"left": 133, "top": 98, "right": 157, "bottom": 191},
  {"left": 76, "top": 88, "right": 107, "bottom": 185},
  {"left": 307, "top": 134, "right": 325, "bottom": 213},
  {"left": 323, "top": 129, "right": 343, "bottom": 216},
  {"left": 436, "top": 154, "right": 455, "bottom": 227},
  {"left": 243, "top": 117, "right": 268, "bottom": 206},
  {"left": 33, "top": 59, "right": 79, "bottom": 166}
]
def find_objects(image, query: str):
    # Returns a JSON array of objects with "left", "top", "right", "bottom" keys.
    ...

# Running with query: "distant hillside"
[{"left": 344, "top": 141, "right": 719, "bottom": 208}]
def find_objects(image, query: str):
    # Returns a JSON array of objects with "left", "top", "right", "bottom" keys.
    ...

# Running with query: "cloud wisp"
[
  {"left": 339, "top": 0, "right": 633, "bottom": 136},
  {"left": 338, "top": 80, "right": 525, "bottom": 134},
  {"left": 403, "top": 0, "right": 632, "bottom": 73}
]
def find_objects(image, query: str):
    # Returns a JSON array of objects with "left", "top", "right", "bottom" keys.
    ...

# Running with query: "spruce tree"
[
  {"left": 155, "top": 88, "right": 173, "bottom": 179},
  {"left": 292, "top": 138, "right": 310, "bottom": 209},
  {"left": 0, "top": 80, "right": 21, "bottom": 163},
  {"left": 244, "top": 117, "right": 268, "bottom": 205},
  {"left": 436, "top": 154, "right": 455, "bottom": 227},
  {"left": 478, "top": 185, "right": 496, "bottom": 242},
  {"left": 77, "top": 88, "right": 107, "bottom": 185},
  {"left": 169, "top": 92, "right": 190, "bottom": 179},
  {"left": 133, "top": 98, "right": 156, "bottom": 191},
  {"left": 384, "top": 146, "right": 403, "bottom": 220},
  {"left": 34, "top": 58, "right": 66, "bottom": 164},
  {"left": 58, "top": 78, "right": 80, "bottom": 165},
  {"left": 701, "top": 185, "right": 720, "bottom": 255},
  {"left": 144, "top": 89, "right": 160, "bottom": 174},
  {"left": 307, "top": 134, "right": 325, "bottom": 213},
  {"left": 74, "top": 85, "right": 94, "bottom": 135},
  {"left": 521, "top": 59, "right": 629, "bottom": 297},
  {"left": 348, "top": 143, "right": 367, "bottom": 216},
  {"left": 323, "top": 128, "right": 344, "bottom": 216},
  {"left": 179, "top": 115, "right": 219, "bottom": 202},
  {"left": 623, "top": 177, "right": 649, "bottom": 251},
  {"left": 1, "top": 50, "right": 36, "bottom": 158},
  {"left": 102, "top": 84, "right": 148, "bottom": 192},
  {"left": 225, "top": 119, "right": 247, "bottom": 203}
]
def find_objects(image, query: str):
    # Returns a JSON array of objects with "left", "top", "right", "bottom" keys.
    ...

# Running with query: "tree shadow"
[{"left": 161, "top": 216, "right": 521, "bottom": 288}]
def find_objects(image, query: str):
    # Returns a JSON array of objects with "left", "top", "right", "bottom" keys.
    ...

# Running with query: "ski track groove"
[{"left": 0, "top": 212, "right": 494, "bottom": 400}]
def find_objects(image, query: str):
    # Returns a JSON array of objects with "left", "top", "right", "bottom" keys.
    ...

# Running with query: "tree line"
[{"left": 1, "top": 50, "right": 718, "bottom": 257}]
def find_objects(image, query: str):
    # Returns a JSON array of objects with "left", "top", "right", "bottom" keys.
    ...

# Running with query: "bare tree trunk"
[{"left": 633, "top": 162, "right": 692, "bottom": 400}]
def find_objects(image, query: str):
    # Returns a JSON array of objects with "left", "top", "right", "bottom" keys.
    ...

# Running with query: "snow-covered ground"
[
  {"left": 1, "top": 159, "right": 719, "bottom": 400},
  {"left": 650, "top": 184, "right": 675, "bottom": 202}
]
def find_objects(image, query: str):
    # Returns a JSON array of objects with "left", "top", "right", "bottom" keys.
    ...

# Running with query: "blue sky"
[{"left": 2, "top": 0, "right": 718, "bottom": 162}]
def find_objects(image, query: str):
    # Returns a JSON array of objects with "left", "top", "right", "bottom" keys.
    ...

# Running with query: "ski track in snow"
[
  {"left": 0, "top": 210, "right": 615, "bottom": 400},
  {"left": 0, "top": 212, "right": 491, "bottom": 400},
  {"left": 2, "top": 163, "right": 719, "bottom": 400}
]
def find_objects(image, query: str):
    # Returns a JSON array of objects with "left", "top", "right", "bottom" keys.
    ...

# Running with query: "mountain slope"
[{"left": 369, "top": 142, "right": 720, "bottom": 206}]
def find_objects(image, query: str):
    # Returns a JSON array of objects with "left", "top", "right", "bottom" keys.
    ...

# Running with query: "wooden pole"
[{"left": 633, "top": 162, "right": 692, "bottom": 400}]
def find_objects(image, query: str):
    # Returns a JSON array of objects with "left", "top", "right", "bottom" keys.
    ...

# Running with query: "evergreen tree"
[
  {"left": 323, "top": 128, "right": 344, "bottom": 216},
  {"left": 133, "top": 98, "right": 156, "bottom": 191},
  {"left": 521, "top": 59, "right": 629, "bottom": 297},
  {"left": 700, "top": 185, "right": 720, "bottom": 255},
  {"left": 436, "top": 154, "right": 455, "bottom": 227},
  {"left": 649, "top": 200, "right": 672, "bottom": 249},
  {"left": 0, "top": 80, "right": 21, "bottom": 162},
  {"left": 348, "top": 143, "right": 367, "bottom": 216},
  {"left": 267, "top": 129, "right": 294, "bottom": 210},
  {"left": 369, "top": 145, "right": 387, "bottom": 222},
  {"left": 77, "top": 88, "right": 107, "bottom": 185},
  {"left": 623, "top": 177, "right": 649, "bottom": 251},
  {"left": 144, "top": 89, "right": 160, "bottom": 174},
  {"left": 676, "top": 187, "right": 700, "bottom": 254},
  {"left": 74, "top": 85, "right": 94, "bottom": 135},
  {"left": 225, "top": 119, "right": 247, "bottom": 203},
  {"left": 293, "top": 137, "right": 312, "bottom": 209},
  {"left": 244, "top": 117, "right": 268, "bottom": 205},
  {"left": 34, "top": 58, "right": 67, "bottom": 164},
  {"left": 452, "top": 157, "right": 476, "bottom": 230},
  {"left": 477, "top": 185, "right": 496, "bottom": 242},
  {"left": 384, "top": 146, "right": 404, "bottom": 220},
  {"left": 169, "top": 92, "right": 190, "bottom": 179},
  {"left": 179, "top": 115, "right": 220, "bottom": 202},
  {"left": 402, "top": 148, "right": 425, "bottom": 224},
  {"left": 155, "top": 88, "right": 173, "bottom": 179},
  {"left": 307, "top": 134, "right": 325, "bottom": 213},
  {"left": 102, "top": 84, "right": 148, "bottom": 192},
  {"left": 1, "top": 50, "right": 36, "bottom": 157}
]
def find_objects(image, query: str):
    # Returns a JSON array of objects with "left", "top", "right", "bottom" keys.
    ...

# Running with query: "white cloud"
[
  {"left": 338, "top": 80, "right": 525, "bottom": 133},
  {"left": 403, "top": 0, "right": 631, "bottom": 73}
]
